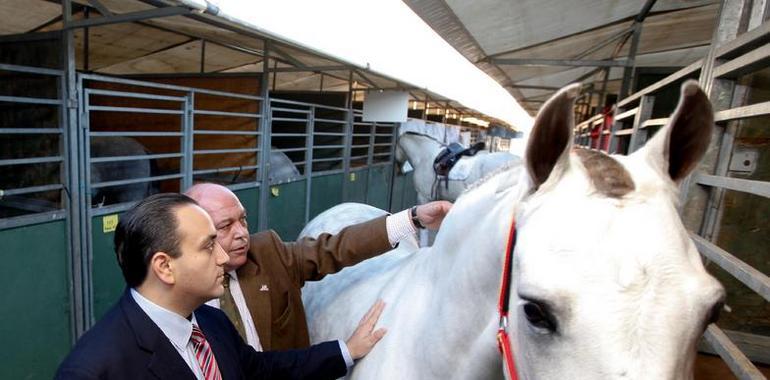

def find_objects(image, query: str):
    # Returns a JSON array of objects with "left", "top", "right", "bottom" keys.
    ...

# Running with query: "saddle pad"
[{"left": 448, "top": 157, "right": 474, "bottom": 180}]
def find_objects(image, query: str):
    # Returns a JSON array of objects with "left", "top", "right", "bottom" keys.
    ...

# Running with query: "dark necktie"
[{"left": 220, "top": 273, "right": 248, "bottom": 340}]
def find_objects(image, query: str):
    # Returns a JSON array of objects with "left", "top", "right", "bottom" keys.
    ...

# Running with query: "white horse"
[
  {"left": 301, "top": 81, "right": 725, "bottom": 379},
  {"left": 396, "top": 132, "right": 520, "bottom": 204}
]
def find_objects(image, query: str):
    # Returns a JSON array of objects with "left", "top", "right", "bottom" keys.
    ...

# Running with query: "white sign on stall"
[{"left": 363, "top": 90, "right": 409, "bottom": 122}]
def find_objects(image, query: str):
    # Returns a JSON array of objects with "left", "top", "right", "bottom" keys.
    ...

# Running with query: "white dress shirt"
[{"left": 130, "top": 288, "right": 207, "bottom": 380}]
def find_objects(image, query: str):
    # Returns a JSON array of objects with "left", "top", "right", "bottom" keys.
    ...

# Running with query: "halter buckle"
[{"left": 499, "top": 315, "right": 509, "bottom": 331}]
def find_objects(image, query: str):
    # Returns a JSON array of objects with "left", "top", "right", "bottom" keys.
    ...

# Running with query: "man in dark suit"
[
  {"left": 185, "top": 184, "right": 451, "bottom": 351},
  {"left": 55, "top": 193, "right": 386, "bottom": 380}
]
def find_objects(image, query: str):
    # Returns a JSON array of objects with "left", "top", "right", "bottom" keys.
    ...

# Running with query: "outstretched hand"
[
  {"left": 345, "top": 300, "right": 387, "bottom": 360},
  {"left": 415, "top": 201, "right": 453, "bottom": 230}
]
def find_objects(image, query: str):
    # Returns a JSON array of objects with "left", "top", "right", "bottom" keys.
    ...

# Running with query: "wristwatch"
[{"left": 410, "top": 206, "right": 425, "bottom": 229}]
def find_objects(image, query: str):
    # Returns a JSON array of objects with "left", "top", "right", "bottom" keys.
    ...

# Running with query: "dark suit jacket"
[
  {"left": 55, "top": 290, "right": 346, "bottom": 380},
  {"left": 238, "top": 215, "right": 392, "bottom": 350}
]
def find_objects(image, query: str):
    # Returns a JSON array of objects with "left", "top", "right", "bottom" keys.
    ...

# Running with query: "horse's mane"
[
  {"left": 400, "top": 131, "right": 447, "bottom": 147},
  {"left": 461, "top": 158, "right": 522, "bottom": 194}
]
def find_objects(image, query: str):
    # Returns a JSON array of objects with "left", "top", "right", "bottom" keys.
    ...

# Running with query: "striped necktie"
[{"left": 191, "top": 324, "right": 223, "bottom": 380}]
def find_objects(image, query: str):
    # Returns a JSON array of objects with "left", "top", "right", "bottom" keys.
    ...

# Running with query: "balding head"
[{"left": 185, "top": 183, "right": 250, "bottom": 271}]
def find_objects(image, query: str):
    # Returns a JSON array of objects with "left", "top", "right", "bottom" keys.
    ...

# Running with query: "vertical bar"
[
  {"left": 63, "top": 0, "right": 86, "bottom": 340},
  {"left": 81, "top": 78, "right": 94, "bottom": 329},
  {"left": 365, "top": 121, "right": 375, "bottom": 204},
  {"left": 182, "top": 92, "right": 194, "bottom": 190},
  {"left": 200, "top": 40, "right": 206, "bottom": 74},
  {"left": 388, "top": 121, "right": 399, "bottom": 211},
  {"left": 342, "top": 70, "right": 353, "bottom": 201},
  {"left": 620, "top": 22, "right": 642, "bottom": 99},
  {"left": 304, "top": 107, "right": 314, "bottom": 223},
  {"left": 83, "top": 7, "right": 90, "bottom": 72},
  {"left": 257, "top": 41, "right": 271, "bottom": 231},
  {"left": 628, "top": 95, "right": 654, "bottom": 152}
]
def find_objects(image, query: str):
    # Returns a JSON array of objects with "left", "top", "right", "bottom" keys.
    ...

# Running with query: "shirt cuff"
[
  {"left": 337, "top": 340, "right": 354, "bottom": 369},
  {"left": 385, "top": 209, "right": 417, "bottom": 246}
]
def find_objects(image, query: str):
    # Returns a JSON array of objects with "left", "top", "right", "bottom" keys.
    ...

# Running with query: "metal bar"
[
  {"left": 691, "top": 233, "right": 770, "bottom": 302},
  {"left": 268, "top": 65, "right": 350, "bottom": 73},
  {"left": 90, "top": 153, "right": 182, "bottom": 163},
  {"left": 313, "top": 132, "right": 346, "bottom": 136},
  {"left": 276, "top": 146, "right": 306, "bottom": 152},
  {"left": 715, "top": 100, "right": 770, "bottom": 121},
  {"left": 573, "top": 27, "right": 634, "bottom": 60},
  {"left": 0, "top": 95, "right": 61, "bottom": 106},
  {"left": 194, "top": 130, "right": 261, "bottom": 136},
  {"left": 620, "top": 22, "right": 643, "bottom": 99},
  {"left": 373, "top": 152, "right": 392, "bottom": 157},
  {"left": 257, "top": 40, "right": 271, "bottom": 231},
  {"left": 703, "top": 325, "right": 767, "bottom": 380},
  {"left": 86, "top": 0, "right": 113, "bottom": 16},
  {"left": 90, "top": 131, "right": 183, "bottom": 137},
  {"left": 88, "top": 105, "right": 183, "bottom": 115},
  {"left": 628, "top": 95, "right": 654, "bottom": 152},
  {"left": 641, "top": 118, "right": 668, "bottom": 128},
  {"left": 0, "top": 128, "right": 62, "bottom": 134},
  {"left": 91, "top": 173, "right": 183, "bottom": 189},
  {"left": 614, "top": 107, "right": 639, "bottom": 121},
  {"left": 1, "top": 183, "right": 64, "bottom": 196},
  {"left": 64, "top": 6, "right": 191, "bottom": 30},
  {"left": 304, "top": 107, "right": 314, "bottom": 223},
  {"left": 618, "top": 59, "right": 703, "bottom": 107},
  {"left": 192, "top": 88, "right": 262, "bottom": 101},
  {"left": 490, "top": 58, "right": 629, "bottom": 67},
  {"left": 0, "top": 156, "right": 62, "bottom": 166},
  {"left": 270, "top": 107, "right": 310, "bottom": 114},
  {"left": 313, "top": 118, "right": 348, "bottom": 124},
  {"left": 694, "top": 173, "right": 770, "bottom": 199},
  {"left": 0, "top": 63, "right": 63, "bottom": 76},
  {"left": 311, "top": 157, "right": 343, "bottom": 163},
  {"left": 270, "top": 133, "right": 307, "bottom": 137},
  {"left": 194, "top": 148, "right": 260, "bottom": 155},
  {"left": 271, "top": 117, "right": 309, "bottom": 123},
  {"left": 713, "top": 43, "right": 770, "bottom": 79},
  {"left": 312, "top": 169, "right": 345, "bottom": 177},
  {"left": 313, "top": 144, "right": 346, "bottom": 149},
  {"left": 0, "top": 210, "right": 67, "bottom": 231},
  {"left": 200, "top": 39, "right": 206, "bottom": 73},
  {"left": 193, "top": 165, "right": 260, "bottom": 175},
  {"left": 86, "top": 88, "right": 186, "bottom": 102},
  {"left": 194, "top": 109, "right": 261, "bottom": 119}
]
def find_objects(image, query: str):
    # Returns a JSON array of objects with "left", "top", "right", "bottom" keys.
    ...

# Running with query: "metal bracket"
[{"left": 729, "top": 148, "right": 758, "bottom": 174}]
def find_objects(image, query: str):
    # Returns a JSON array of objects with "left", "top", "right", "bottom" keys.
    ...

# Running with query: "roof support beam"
[
  {"left": 490, "top": 58, "right": 629, "bottom": 67},
  {"left": 86, "top": 0, "right": 113, "bottom": 16},
  {"left": 64, "top": 6, "right": 191, "bottom": 29},
  {"left": 269, "top": 65, "right": 350, "bottom": 73}
]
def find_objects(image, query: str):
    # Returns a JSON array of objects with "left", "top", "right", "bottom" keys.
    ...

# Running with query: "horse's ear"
[
  {"left": 525, "top": 83, "right": 580, "bottom": 189},
  {"left": 636, "top": 80, "right": 714, "bottom": 183}
]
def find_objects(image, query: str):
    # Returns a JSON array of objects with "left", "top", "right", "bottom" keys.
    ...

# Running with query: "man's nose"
[
  {"left": 214, "top": 242, "right": 228, "bottom": 265},
  {"left": 234, "top": 220, "right": 249, "bottom": 239}
]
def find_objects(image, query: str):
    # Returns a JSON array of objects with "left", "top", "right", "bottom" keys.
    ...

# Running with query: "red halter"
[{"left": 497, "top": 217, "right": 519, "bottom": 380}]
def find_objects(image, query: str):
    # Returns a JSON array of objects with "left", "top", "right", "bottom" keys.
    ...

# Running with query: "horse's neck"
[
  {"left": 407, "top": 174, "right": 521, "bottom": 375},
  {"left": 400, "top": 135, "right": 442, "bottom": 168}
]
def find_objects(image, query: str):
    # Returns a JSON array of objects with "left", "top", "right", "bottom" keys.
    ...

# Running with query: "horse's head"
[{"left": 508, "top": 81, "right": 725, "bottom": 380}]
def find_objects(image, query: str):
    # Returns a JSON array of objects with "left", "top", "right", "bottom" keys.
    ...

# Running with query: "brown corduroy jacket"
[{"left": 235, "top": 215, "right": 391, "bottom": 351}]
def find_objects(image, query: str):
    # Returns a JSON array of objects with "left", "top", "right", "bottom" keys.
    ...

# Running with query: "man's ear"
[{"left": 149, "top": 252, "right": 175, "bottom": 285}]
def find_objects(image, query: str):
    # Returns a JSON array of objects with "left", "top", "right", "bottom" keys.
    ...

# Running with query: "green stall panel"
[
  {"left": 390, "top": 171, "right": 407, "bottom": 213},
  {"left": 366, "top": 165, "right": 392, "bottom": 210},
  {"left": 267, "top": 180, "right": 307, "bottom": 240},
  {"left": 91, "top": 213, "right": 124, "bottom": 319},
  {"left": 234, "top": 186, "right": 260, "bottom": 229},
  {"left": 402, "top": 171, "right": 419, "bottom": 207},
  {"left": 0, "top": 220, "right": 72, "bottom": 380},
  {"left": 346, "top": 169, "right": 368, "bottom": 204},
  {"left": 310, "top": 173, "right": 344, "bottom": 219}
]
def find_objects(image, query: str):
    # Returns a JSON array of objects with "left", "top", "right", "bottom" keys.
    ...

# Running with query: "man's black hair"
[{"left": 114, "top": 193, "right": 198, "bottom": 288}]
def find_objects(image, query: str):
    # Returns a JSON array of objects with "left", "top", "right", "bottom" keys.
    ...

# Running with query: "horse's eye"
[
  {"left": 707, "top": 301, "right": 724, "bottom": 325},
  {"left": 523, "top": 302, "right": 557, "bottom": 332}
]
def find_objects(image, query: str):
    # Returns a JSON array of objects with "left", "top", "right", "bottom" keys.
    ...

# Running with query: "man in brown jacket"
[{"left": 186, "top": 183, "right": 451, "bottom": 354}]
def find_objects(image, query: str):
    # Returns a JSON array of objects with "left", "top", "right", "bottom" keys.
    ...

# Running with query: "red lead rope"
[{"left": 497, "top": 217, "right": 519, "bottom": 380}]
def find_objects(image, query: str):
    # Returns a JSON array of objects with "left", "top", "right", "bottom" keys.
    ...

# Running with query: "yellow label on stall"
[
  {"left": 271, "top": 186, "right": 280, "bottom": 197},
  {"left": 350, "top": 173, "right": 356, "bottom": 181},
  {"left": 103, "top": 214, "right": 119, "bottom": 233}
]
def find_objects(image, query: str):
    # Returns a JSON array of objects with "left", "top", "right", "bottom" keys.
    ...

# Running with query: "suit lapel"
[
  {"left": 238, "top": 258, "right": 272, "bottom": 350},
  {"left": 119, "top": 291, "right": 196, "bottom": 380}
]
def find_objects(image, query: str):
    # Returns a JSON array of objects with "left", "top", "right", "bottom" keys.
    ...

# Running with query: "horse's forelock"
[{"left": 574, "top": 148, "right": 635, "bottom": 198}]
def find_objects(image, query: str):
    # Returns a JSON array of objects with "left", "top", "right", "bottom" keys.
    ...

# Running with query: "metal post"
[
  {"left": 304, "top": 107, "right": 314, "bottom": 223},
  {"left": 200, "top": 40, "right": 206, "bottom": 73},
  {"left": 342, "top": 70, "right": 353, "bottom": 201},
  {"left": 181, "top": 93, "right": 194, "bottom": 190},
  {"left": 619, "top": 22, "right": 642, "bottom": 99},
  {"left": 628, "top": 95, "right": 654, "bottom": 152},
  {"left": 257, "top": 40, "right": 271, "bottom": 231},
  {"left": 63, "top": 0, "right": 87, "bottom": 341},
  {"left": 365, "top": 121, "right": 376, "bottom": 204}
]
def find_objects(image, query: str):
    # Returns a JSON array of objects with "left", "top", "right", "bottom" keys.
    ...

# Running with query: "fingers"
[{"left": 360, "top": 300, "right": 385, "bottom": 331}]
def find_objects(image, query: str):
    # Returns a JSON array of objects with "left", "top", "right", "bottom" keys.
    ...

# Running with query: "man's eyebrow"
[{"left": 199, "top": 233, "right": 217, "bottom": 247}]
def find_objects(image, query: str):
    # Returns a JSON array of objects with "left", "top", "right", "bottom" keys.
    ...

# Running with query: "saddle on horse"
[{"left": 431, "top": 141, "right": 486, "bottom": 199}]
